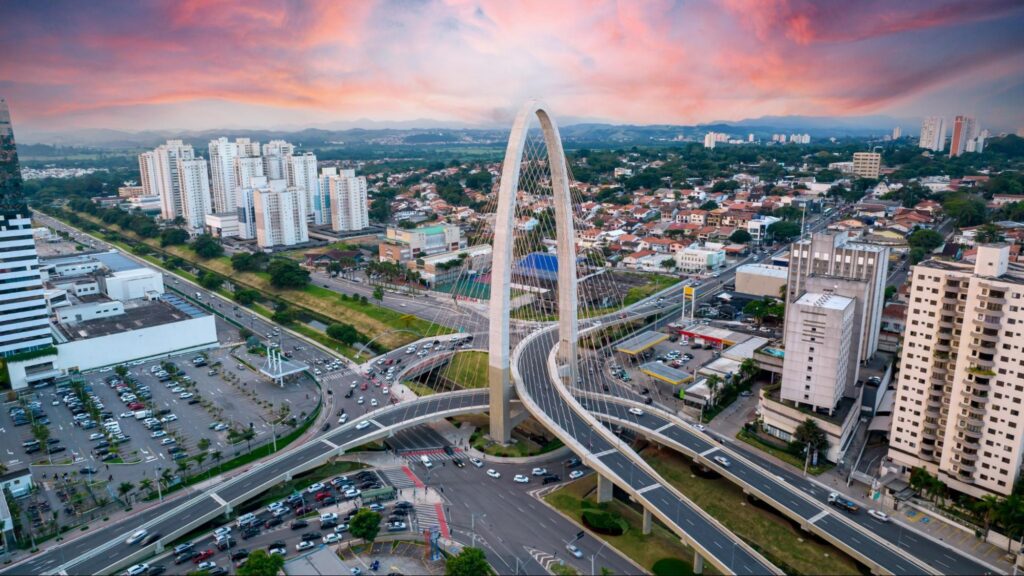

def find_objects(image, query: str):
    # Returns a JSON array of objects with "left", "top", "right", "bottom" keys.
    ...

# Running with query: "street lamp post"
[{"left": 590, "top": 537, "right": 609, "bottom": 575}]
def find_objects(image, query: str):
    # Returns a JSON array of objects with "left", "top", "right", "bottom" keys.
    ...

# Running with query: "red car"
[
  {"left": 315, "top": 491, "right": 332, "bottom": 501},
  {"left": 360, "top": 383, "right": 368, "bottom": 391},
  {"left": 193, "top": 549, "right": 215, "bottom": 563},
  {"left": 127, "top": 402, "right": 145, "bottom": 410},
  {"left": 385, "top": 359, "right": 394, "bottom": 366}
]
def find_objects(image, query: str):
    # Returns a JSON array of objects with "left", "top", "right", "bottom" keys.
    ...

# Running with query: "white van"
[
  {"left": 420, "top": 455, "right": 433, "bottom": 468},
  {"left": 236, "top": 512, "right": 256, "bottom": 527}
]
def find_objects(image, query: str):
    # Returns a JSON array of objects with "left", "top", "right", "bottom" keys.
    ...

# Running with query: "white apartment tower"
[
  {"left": 137, "top": 151, "right": 159, "bottom": 198},
  {"left": 177, "top": 157, "right": 213, "bottom": 231},
  {"left": 234, "top": 137, "right": 261, "bottom": 157},
  {"left": 780, "top": 293, "right": 856, "bottom": 413},
  {"left": 286, "top": 152, "right": 318, "bottom": 218},
  {"left": 236, "top": 176, "right": 266, "bottom": 240},
  {"left": 261, "top": 140, "right": 295, "bottom": 181},
  {"left": 144, "top": 139, "right": 196, "bottom": 222},
  {"left": 888, "top": 245, "right": 1024, "bottom": 497},
  {"left": 786, "top": 231, "right": 890, "bottom": 373},
  {"left": 315, "top": 167, "right": 336, "bottom": 227},
  {"left": 253, "top": 180, "right": 309, "bottom": 249},
  {"left": 208, "top": 137, "right": 239, "bottom": 213},
  {"left": 328, "top": 169, "right": 369, "bottom": 232},
  {"left": 703, "top": 132, "right": 716, "bottom": 149},
  {"left": 919, "top": 116, "right": 946, "bottom": 152},
  {"left": 0, "top": 98, "right": 52, "bottom": 358}
]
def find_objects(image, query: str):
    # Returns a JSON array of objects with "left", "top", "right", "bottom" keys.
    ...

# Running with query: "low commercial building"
[
  {"left": 675, "top": 245, "right": 725, "bottom": 273},
  {"left": 205, "top": 212, "right": 240, "bottom": 238},
  {"left": 734, "top": 264, "right": 788, "bottom": 298},
  {"left": 378, "top": 224, "right": 465, "bottom": 264},
  {"left": 409, "top": 244, "right": 492, "bottom": 288}
]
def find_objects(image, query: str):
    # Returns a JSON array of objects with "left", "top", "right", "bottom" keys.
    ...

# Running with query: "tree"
[
  {"left": 237, "top": 549, "right": 285, "bottom": 576},
  {"left": 767, "top": 220, "right": 801, "bottom": 241},
  {"left": 160, "top": 228, "right": 189, "bottom": 247},
  {"left": 191, "top": 234, "right": 224, "bottom": 259},
  {"left": 327, "top": 261, "right": 343, "bottom": 277},
  {"left": 794, "top": 419, "right": 828, "bottom": 470},
  {"left": 197, "top": 438, "right": 211, "bottom": 452},
  {"left": 373, "top": 286, "right": 384, "bottom": 302},
  {"left": 327, "top": 323, "right": 362, "bottom": 345},
  {"left": 117, "top": 481, "right": 135, "bottom": 504},
  {"left": 234, "top": 289, "right": 260, "bottom": 305},
  {"left": 907, "top": 228, "right": 944, "bottom": 253},
  {"left": 348, "top": 509, "right": 382, "bottom": 543},
  {"left": 699, "top": 200, "right": 719, "bottom": 211},
  {"left": 138, "top": 478, "right": 154, "bottom": 499},
  {"left": 211, "top": 450, "right": 223, "bottom": 472},
  {"left": 267, "top": 259, "right": 309, "bottom": 289},
  {"left": 729, "top": 229, "right": 752, "bottom": 244},
  {"left": 705, "top": 374, "right": 721, "bottom": 407},
  {"left": 999, "top": 495, "right": 1024, "bottom": 553},
  {"left": 231, "top": 252, "right": 269, "bottom": 272},
  {"left": 884, "top": 285, "right": 897, "bottom": 301},
  {"left": 976, "top": 223, "right": 1004, "bottom": 243},
  {"left": 194, "top": 452, "right": 208, "bottom": 475},
  {"left": 446, "top": 547, "right": 491, "bottom": 576},
  {"left": 973, "top": 494, "right": 1002, "bottom": 540},
  {"left": 941, "top": 193, "right": 988, "bottom": 227},
  {"left": 198, "top": 271, "right": 223, "bottom": 291}
]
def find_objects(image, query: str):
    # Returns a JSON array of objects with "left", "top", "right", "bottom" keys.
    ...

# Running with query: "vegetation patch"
[
  {"left": 582, "top": 509, "right": 626, "bottom": 535},
  {"left": 652, "top": 558, "right": 692, "bottom": 576}
]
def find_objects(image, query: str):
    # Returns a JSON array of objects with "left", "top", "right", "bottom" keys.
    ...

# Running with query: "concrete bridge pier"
[
  {"left": 596, "top": 474, "right": 614, "bottom": 503},
  {"left": 693, "top": 551, "right": 704, "bottom": 575},
  {"left": 642, "top": 508, "right": 652, "bottom": 535}
]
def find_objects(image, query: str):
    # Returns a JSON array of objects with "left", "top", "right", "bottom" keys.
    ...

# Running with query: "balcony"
[
  {"left": 956, "top": 462, "right": 977, "bottom": 474},
  {"left": 968, "top": 340, "right": 995, "bottom": 354},
  {"left": 972, "top": 316, "right": 1001, "bottom": 330},
  {"left": 941, "top": 295, "right": 960, "bottom": 306},
  {"left": 959, "top": 438, "right": 980, "bottom": 451},
  {"left": 974, "top": 304, "right": 1001, "bottom": 316},
  {"left": 927, "top": 397, "right": 943, "bottom": 409},
  {"left": 932, "top": 364, "right": 948, "bottom": 376},
  {"left": 980, "top": 292, "right": 1007, "bottom": 306},
  {"left": 922, "top": 428, "right": 938, "bottom": 440}
]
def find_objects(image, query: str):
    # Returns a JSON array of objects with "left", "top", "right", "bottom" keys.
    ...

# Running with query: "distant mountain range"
[{"left": 19, "top": 114, "right": 917, "bottom": 149}]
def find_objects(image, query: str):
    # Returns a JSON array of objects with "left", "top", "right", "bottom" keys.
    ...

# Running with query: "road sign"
[{"left": 684, "top": 286, "right": 695, "bottom": 298}]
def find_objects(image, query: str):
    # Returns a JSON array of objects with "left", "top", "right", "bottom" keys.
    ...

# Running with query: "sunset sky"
[{"left": 2, "top": 0, "right": 1022, "bottom": 134}]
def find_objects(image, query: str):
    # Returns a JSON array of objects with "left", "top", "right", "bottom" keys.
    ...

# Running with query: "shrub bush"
[
  {"left": 581, "top": 510, "right": 625, "bottom": 535},
  {"left": 652, "top": 558, "right": 691, "bottom": 576}
]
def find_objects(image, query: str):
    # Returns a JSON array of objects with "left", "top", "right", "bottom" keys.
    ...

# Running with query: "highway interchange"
[{"left": 17, "top": 209, "right": 997, "bottom": 576}]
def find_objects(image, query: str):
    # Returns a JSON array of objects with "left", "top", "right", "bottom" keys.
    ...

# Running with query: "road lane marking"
[
  {"left": 699, "top": 446, "right": 719, "bottom": 457},
  {"left": 637, "top": 484, "right": 661, "bottom": 495},
  {"left": 593, "top": 448, "right": 617, "bottom": 458},
  {"left": 210, "top": 493, "right": 228, "bottom": 507},
  {"left": 654, "top": 423, "right": 673, "bottom": 433},
  {"left": 320, "top": 438, "right": 338, "bottom": 449},
  {"left": 806, "top": 508, "right": 831, "bottom": 522}
]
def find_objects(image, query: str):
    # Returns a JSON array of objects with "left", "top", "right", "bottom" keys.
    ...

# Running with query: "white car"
[
  {"left": 296, "top": 540, "right": 316, "bottom": 551},
  {"left": 320, "top": 512, "right": 338, "bottom": 523},
  {"left": 344, "top": 488, "right": 361, "bottom": 498},
  {"left": 566, "top": 544, "right": 583, "bottom": 559},
  {"left": 306, "top": 482, "right": 326, "bottom": 494},
  {"left": 89, "top": 433, "right": 105, "bottom": 441},
  {"left": 269, "top": 547, "right": 287, "bottom": 556},
  {"left": 125, "top": 529, "right": 148, "bottom": 545},
  {"left": 213, "top": 526, "right": 232, "bottom": 538},
  {"left": 569, "top": 470, "right": 585, "bottom": 480},
  {"left": 486, "top": 469, "right": 501, "bottom": 479},
  {"left": 357, "top": 396, "right": 364, "bottom": 405},
  {"left": 338, "top": 414, "right": 348, "bottom": 424},
  {"left": 627, "top": 407, "right": 644, "bottom": 417},
  {"left": 531, "top": 467, "right": 547, "bottom": 476},
  {"left": 179, "top": 392, "right": 193, "bottom": 399},
  {"left": 125, "top": 563, "right": 149, "bottom": 576},
  {"left": 692, "top": 423, "right": 707, "bottom": 432},
  {"left": 469, "top": 457, "right": 484, "bottom": 468},
  {"left": 513, "top": 474, "right": 529, "bottom": 484},
  {"left": 350, "top": 381, "right": 358, "bottom": 389},
  {"left": 197, "top": 561, "right": 216, "bottom": 570},
  {"left": 370, "top": 399, "right": 379, "bottom": 407},
  {"left": 382, "top": 387, "right": 389, "bottom": 394},
  {"left": 713, "top": 455, "right": 731, "bottom": 468},
  {"left": 323, "top": 533, "right": 342, "bottom": 544},
  {"left": 355, "top": 420, "right": 371, "bottom": 430},
  {"left": 150, "top": 430, "right": 166, "bottom": 438},
  {"left": 867, "top": 509, "right": 890, "bottom": 522}
]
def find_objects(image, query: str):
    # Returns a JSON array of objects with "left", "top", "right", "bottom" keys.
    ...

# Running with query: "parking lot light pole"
[{"left": 154, "top": 466, "right": 162, "bottom": 502}]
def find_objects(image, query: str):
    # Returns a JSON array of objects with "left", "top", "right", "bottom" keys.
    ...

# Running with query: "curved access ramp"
[
  {"left": 580, "top": 393, "right": 989, "bottom": 576},
  {"left": 513, "top": 326, "right": 782, "bottom": 576}
]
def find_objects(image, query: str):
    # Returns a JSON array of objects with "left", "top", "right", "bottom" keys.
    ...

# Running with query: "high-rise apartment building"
[
  {"left": 261, "top": 140, "right": 295, "bottom": 180},
  {"left": 786, "top": 232, "right": 890, "bottom": 369},
  {"left": 141, "top": 139, "right": 196, "bottom": 223},
  {"left": 208, "top": 137, "right": 239, "bottom": 214},
  {"left": 780, "top": 292, "right": 856, "bottom": 414},
  {"left": 852, "top": 152, "right": 881, "bottom": 179},
  {"left": 328, "top": 169, "right": 369, "bottom": 232},
  {"left": 177, "top": 157, "right": 212, "bottom": 231},
  {"left": 887, "top": 245, "right": 1024, "bottom": 497},
  {"left": 137, "top": 151, "right": 159, "bottom": 198},
  {"left": 236, "top": 176, "right": 265, "bottom": 240},
  {"left": 703, "top": 132, "right": 716, "bottom": 149},
  {"left": 315, "top": 167, "right": 335, "bottom": 227},
  {"left": 234, "top": 137, "right": 261, "bottom": 157},
  {"left": 893, "top": 126, "right": 902, "bottom": 140},
  {"left": 286, "top": 152, "right": 318, "bottom": 218},
  {"left": 234, "top": 156, "right": 264, "bottom": 193},
  {"left": 919, "top": 117, "right": 946, "bottom": 152},
  {"left": 0, "top": 98, "right": 52, "bottom": 358},
  {"left": 949, "top": 115, "right": 977, "bottom": 158},
  {"left": 253, "top": 179, "right": 309, "bottom": 249}
]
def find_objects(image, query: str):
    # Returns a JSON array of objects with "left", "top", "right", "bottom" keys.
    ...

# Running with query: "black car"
[
  {"left": 80, "top": 466, "right": 98, "bottom": 475},
  {"left": 644, "top": 396, "right": 653, "bottom": 405},
  {"left": 264, "top": 517, "right": 283, "bottom": 529},
  {"left": 319, "top": 496, "right": 337, "bottom": 507},
  {"left": 442, "top": 445, "right": 454, "bottom": 456},
  {"left": 389, "top": 509, "right": 408, "bottom": 517},
  {"left": 344, "top": 390, "right": 354, "bottom": 399},
  {"left": 321, "top": 520, "right": 337, "bottom": 530},
  {"left": 290, "top": 519, "right": 308, "bottom": 530},
  {"left": 241, "top": 526, "right": 260, "bottom": 540},
  {"left": 147, "top": 566, "right": 167, "bottom": 576},
  {"left": 174, "top": 553, "right": 192, "bottom": 565},
  {"left": 452, "top": 459, "right": 465, "bottom": 468},
  {"left": 142, "top": 532, "right": 162, "bottom": 545},
  {"left": 301, "top": 532, "right": 322, "bottom": 541},
  {"left": 216, "top": 537, "right": 236, "bottom": 550},
  {"left": 267, "top": 540, "right": 286, "bottom": 550},
  {"left": 394, "top": 501, "right": 414, "bottom": 510},
  {"left": 47, "top": 445, "right": 66, "bottom": 454},
  {"left": 321, "top": 422, "right": 331, "bottom": 432},
  {"left": 46, "top": 438, "right": 60, "bottom": 445},
  {"left": 566, "top": 457, "right": 582, "bottom": 468},
  {"left": 24, "top": 445, "right": 40, "bottom": 454},
  {"left": 542, "top": 474, "right": 562, "bottom": 485},
  {"left": 230, "top": 549, "right": 249, "bottom": 561}
]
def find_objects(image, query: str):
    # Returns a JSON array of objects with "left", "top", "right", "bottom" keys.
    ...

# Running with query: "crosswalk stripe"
[
  {"left": 380, "top": 467, "right": 417, "bottom": 489},
  {"left": 808, "top": 510, "right": 829, "bottom": 524}
]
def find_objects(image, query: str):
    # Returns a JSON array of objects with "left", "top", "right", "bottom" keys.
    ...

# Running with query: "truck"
[
  {"left": 134, "top": 410, "right": 153, "bottom": 420},
  {"left": 827, "top": 492, "right": 860, "bottom": 513}
]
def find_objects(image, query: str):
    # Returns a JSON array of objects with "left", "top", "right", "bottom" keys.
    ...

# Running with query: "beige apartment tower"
[
  {"left": 887, "top": 245, "right": 1024, "bottom": 497},
  {"left": 852, "top": 152, "right": 881, "bottom": 179}
]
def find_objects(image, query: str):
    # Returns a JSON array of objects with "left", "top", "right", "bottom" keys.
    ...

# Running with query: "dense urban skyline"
[{"left": 2, "top": 0, "right": 1023, "bottom": 134}]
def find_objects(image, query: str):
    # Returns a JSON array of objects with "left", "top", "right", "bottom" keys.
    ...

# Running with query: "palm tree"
[
  {"left": 176, "top": 460, "right": 191, "bottom": 478},
  {"left": 739, "top": 358, "right": 758, "bottom": 384},
  {"left": 194, "top": 452, "right": 208, "bottom": 477},
  {"left": 160, "top": 468, "right": 173, "bottom": 489},
  {"left": 117, "top": 481, "right": 134, "bottom": 504},
  {"left": 211, "top": 450, "right": 223, "bottom": 473},
  {"left": 241, "top": 428, "right": 257, "bottom": 453},
  {"left": 705, "top": 375, "right": 721, "bottom": 407},
  {"left": 138, "top": 478, "right": 154, "bottom": 499},
  {"left": 795, "top": 419, "right": 829, "bottom": 472},
  {"left": 999, "top": 495, "right": 1024, "bottom": 553},
  {"left": 973, "top": 494, "right": 1001, "bottom": 540}
]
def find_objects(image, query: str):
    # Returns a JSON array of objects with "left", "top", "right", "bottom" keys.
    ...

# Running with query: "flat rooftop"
[
  {"left": 736, "top": 264, "right": 788, "bottom": 279},
  {"left": 615, "top": 331, "right": 668, "bottom": 355},
  {"left": 56, "top": 299, "right": 198, "bottom": 341},
  {"left": 795, "top": 292, "right": 854, "bottom": 311},
  {"left": 722, "top": 336, "right": 769, "bottom": 361},
  {"left": 764, "top": 385, "right": 858, "bottom": 427},
  {"left": 283, "top": 547, "right": 350, "bottom": 576},
  {"left": 92, "top": 250, "right": 145, "bottom": 272},
  {"left": 640, "top": 361, "right": 690, "bottom": 385}
]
